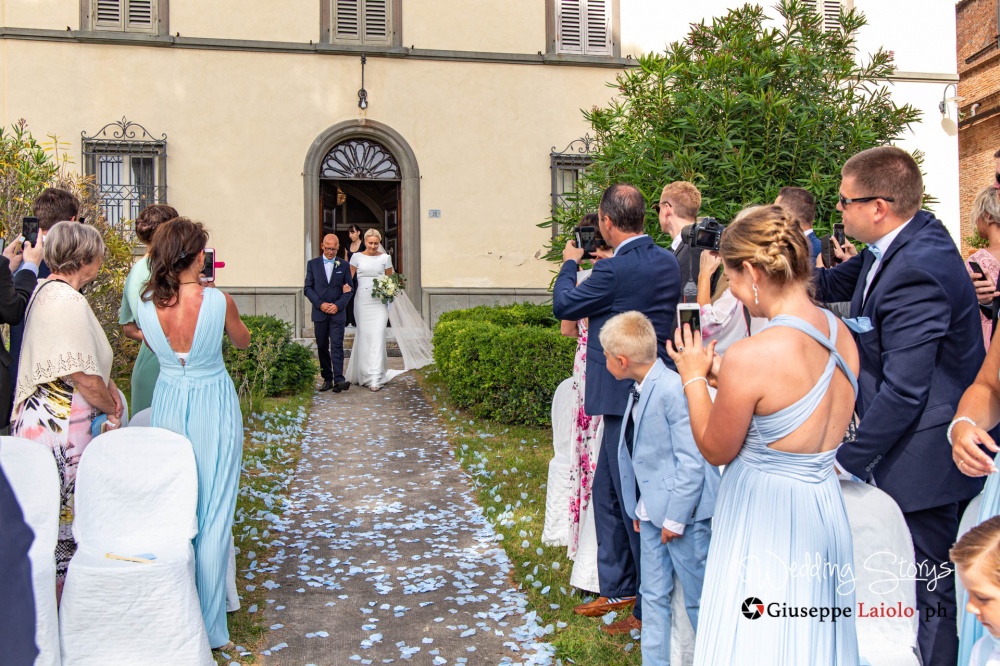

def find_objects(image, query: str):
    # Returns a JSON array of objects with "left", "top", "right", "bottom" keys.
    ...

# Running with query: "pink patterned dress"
[
  {"left": 969, "top": 249, "right": 1000, "bottom": 350},
  {"left": 12, "top": 380, "right": 100, "bottom": 581},
  {"left": 567, "top": 319, "right": 601, "bottom": 559}
]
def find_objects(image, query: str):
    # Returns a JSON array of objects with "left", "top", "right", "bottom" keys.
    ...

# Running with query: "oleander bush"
[
  {"left": 224, "top": 314, "right": 318, "bottom": 411},
  {"left": 433, "top": 303, "right": 574, "bottom": 426}
]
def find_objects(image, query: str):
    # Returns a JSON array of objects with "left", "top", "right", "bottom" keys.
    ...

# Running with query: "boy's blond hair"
[{"left": 599, "top": 311, "right": 657, "bottom": 365}]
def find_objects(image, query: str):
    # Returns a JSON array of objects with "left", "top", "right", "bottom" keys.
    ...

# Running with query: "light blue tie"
[
  {"left": 844, "top": 245, "right": 881, "bottom": 334},
  {"left": 868, "top": 244, "right": 882, "bottom": 261}
]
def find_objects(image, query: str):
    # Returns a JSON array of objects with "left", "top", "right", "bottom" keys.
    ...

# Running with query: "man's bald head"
[{"left": 322, "top": 234, "right": 340, "bottom": 259}]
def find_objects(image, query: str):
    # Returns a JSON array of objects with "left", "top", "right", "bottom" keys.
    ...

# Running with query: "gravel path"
[{"left": 252, "top": 365, "right": 554, "bottom": 666}]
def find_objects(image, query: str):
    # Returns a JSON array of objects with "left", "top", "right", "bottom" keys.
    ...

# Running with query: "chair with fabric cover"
[
  {"left": 0, "top": 436, "right": 61, "bottom": 666},
  {"left": 542, "top": 377, "right": 574, "bottom": 547},
  {"left": 59, "top": 427, "right": 212, "bottom": 665},
  {"left": 128, "top": 408, "right": 151, "bottom": 427},
  {"left": 841, "top": 480, "right": 920, "bottom": 666},
  {"left": 117, "top": 389, "right": 129, "bottom": 427}
]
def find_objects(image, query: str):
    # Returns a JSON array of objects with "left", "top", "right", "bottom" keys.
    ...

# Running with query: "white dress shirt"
[
  {"left": 631, "top": 367, "right": 687, "bottom": 536},
  {"left": 324, "top": 258, "right": 335, "bottom": 282},
  {"left": 862, "top": 217, "right": 913, "bottom": 302}
]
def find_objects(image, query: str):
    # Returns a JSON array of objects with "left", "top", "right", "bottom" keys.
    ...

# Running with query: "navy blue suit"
[
  {"left": 8, "top": 260, "right": 46, "bottom": 423},
  {"left": 815, "top": 210, "right": 985, "bottom": 664},
  {"left": 0, "top": 458, "right": 38, "bottom": 664},
  {"left": 553, "top": 235, "right": 681, "bottom": 615},
  {"left": 304, "top": 256, "right": 354, "bottom": 384}
]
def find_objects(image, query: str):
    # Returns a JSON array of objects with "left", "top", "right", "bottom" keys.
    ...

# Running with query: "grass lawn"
[
  {"left": 217, "top": 388, "right": 312, "bottom": 663},
  {"left": 415, "top": 368, "right": 642, "bottom": 666}
]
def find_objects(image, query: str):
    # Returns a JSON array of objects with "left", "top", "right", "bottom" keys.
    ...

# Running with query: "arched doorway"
[{"left": 303, "top": 121, "right": 421, "bottom": 325}]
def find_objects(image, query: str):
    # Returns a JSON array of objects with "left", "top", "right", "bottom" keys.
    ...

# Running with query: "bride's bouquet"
[{"left": 372, "top": 273, "right": 407, "bottom": 304}]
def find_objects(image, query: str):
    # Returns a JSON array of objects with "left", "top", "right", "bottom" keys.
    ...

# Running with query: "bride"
[
  {"left": 347, "top": 229, "right": 393, "bottom": 391},
  {"left": 346, "top": 228, "right": 436, "bottom": 391}
]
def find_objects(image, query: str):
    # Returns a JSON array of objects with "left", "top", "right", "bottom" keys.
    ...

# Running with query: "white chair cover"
[
  {"left": 226, "top": 536, "right": 240, "bottom": 612},
  {"left": 60, "top": 427, "right": 212, "bottom": 665},
  {"left": 670, "top": 578, "right": 696, "bottom": 666},
  {"left": 128, "top": 408, "right": 151, "bottom": 427},
  {"left": 542, "top": 378, "right": 574, "bottom": 547},
  {"left": 841, "top": 480, "right": 921, "bottom": 666},
  {"left": 956, "top": 493, "right": 984, "bottom": 633},
  {"left": 0, "top": 436, "right": 61, "bottom": 666}
]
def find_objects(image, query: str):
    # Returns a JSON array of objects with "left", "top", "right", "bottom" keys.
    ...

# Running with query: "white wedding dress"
[{"left": 347, "top": 252, "right": 393, "bottom": 387}]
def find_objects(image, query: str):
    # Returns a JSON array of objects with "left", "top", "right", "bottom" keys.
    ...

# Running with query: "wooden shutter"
[
  {"left": 584, "top": 0, "right": 611, "bottom": 55},
  {"left": 803, "top": 0, "right": 842, "bottom": 32},
  {"left": 820, "top": 0, "right": 842, "bottom": 31},
  {"left": 334, "top": 0, "right": 362, "bottom": 44},
  {"left": 556, "top": 0, "right": 584, "bottom": 54},
  {"left": 94, "top": 0, "right": 124, "bottom": 30},
  {"left": 556, "top": 1, "right": 610, "bottom": 55},
  {"left": 126, "top": 0, "right": 155, "bottom": 32},
  {"left": 363, "top": 0, "right": 391, "bottom": 46}
]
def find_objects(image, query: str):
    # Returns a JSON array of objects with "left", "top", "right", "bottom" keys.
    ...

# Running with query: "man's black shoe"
[
  {"left": 319, "top": 380, "right": 333, "bottom": 392},
  {"left": 335, "top": 381, "right": 351, "bottom": 392},
  {"left": 331, "top": 383, "right": 343, "bottom": 393}
]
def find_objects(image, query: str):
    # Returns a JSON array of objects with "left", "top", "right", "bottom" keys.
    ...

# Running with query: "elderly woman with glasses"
[{"left": 12, "top": 221, "right": 123, "bottom": 592}]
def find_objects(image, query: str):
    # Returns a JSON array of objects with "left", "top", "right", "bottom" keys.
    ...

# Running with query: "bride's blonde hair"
[{"left": 364, "top": 228, "right": 382, "bottom": 242}]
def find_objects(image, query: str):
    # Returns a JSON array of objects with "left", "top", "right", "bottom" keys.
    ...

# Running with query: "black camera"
[{"left": 685, "top": 217, "right": 725, "bottom": 252}]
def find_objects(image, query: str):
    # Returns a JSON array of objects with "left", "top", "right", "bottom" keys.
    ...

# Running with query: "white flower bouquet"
[{"left": 372, "top": 273, "right": 407, "bottom": 304}]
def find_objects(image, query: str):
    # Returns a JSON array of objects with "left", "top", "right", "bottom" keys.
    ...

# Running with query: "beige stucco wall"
[
  {"left": 1, "top": 38, "right": 610, "bottom": 290},
  {"left": 404, "top": 0, "right": 544, "bottom": 53},
  {"left": 3, "top": 0, "right": 77, "bottom": 31},
  {"left": 171, "top": 0, "right": 317, "bottom": 43}
]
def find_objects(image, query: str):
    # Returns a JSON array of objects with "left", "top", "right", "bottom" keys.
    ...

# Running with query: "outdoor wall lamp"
[
  {"left": 939, "top": 83, "right": 964, "bottom": 136},
  {"left": 358, "top": 54, "right": 369, "bottom": 110}
]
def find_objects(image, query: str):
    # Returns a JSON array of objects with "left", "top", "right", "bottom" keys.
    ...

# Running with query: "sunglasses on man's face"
[{"left": 995, "top": 172, "right": 1000, "bottom": 185}]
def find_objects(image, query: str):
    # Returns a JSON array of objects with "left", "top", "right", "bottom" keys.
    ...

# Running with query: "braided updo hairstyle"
[
  {"left": 143, "top": 217, "right": 209, "bottom": 308},
  {"left": 719, "top": 205, "right": 813, "bottom": 288}
]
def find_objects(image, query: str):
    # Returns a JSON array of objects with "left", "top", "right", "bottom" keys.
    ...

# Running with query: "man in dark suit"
[
  {"left": 553, "top": 183, "right": 681, "bottom": 634},
  {"left": 814, "top": 146, "right": 985, "bottom": 665},
  {"left": 9, "top": 187, "right": 76, "bottom": 414},
  {"left": 0, "top": 460, "right": 38, "bottom": 664},
  {"left": 304, "top": 234, "right": 354, "bottom": 393},
  {"left": 657, "top": 181, "right": 705, "bottom": 301}
]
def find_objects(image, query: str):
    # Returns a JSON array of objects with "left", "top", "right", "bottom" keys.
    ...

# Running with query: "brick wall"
[{"left": 957, "top": 0, "right": 1000, "bottom": 253}]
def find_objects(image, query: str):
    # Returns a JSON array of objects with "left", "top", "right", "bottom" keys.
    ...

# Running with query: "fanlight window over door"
[{"left": 320, "top": 139, "right": 400, "bottom": 180}]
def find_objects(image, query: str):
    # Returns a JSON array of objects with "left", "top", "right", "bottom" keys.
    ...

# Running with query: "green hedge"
[
  {"left": 224, "top": 315, "right": 318, "bottom": 407},
  {"left": 433, "top": 303, "right": 575, "bottom": 426}
]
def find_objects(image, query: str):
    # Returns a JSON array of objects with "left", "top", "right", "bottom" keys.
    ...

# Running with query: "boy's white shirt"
[{"left": 631, "top": 364, "right": 687, "bottom": 536}]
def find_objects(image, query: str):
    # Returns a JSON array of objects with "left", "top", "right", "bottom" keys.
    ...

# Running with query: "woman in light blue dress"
[
  {"left": 669, "top": 205, "right": 861, "bottom": 664},
  {"left": 134, "top": 217, "right": 250, "bottom": 650}
]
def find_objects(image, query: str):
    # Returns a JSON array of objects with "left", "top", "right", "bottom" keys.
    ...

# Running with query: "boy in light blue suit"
[{"left": 600, "top": 311, "right": 719, "bottom": 666}]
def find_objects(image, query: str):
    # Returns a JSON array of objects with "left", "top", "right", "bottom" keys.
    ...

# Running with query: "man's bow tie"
[
  {"left": 323, "top": 258, "right": 336, "bottom": 264},
  {"left": 629, "top": 385, "right": 641, "bottom": 403}
]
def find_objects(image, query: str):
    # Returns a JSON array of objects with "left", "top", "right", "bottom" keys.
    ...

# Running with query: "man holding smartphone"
[
  {"left": 814, "top": 146, "right": 985, "bottom": 664},
  {"left": 554, "top": 183, "right": 681, "bottom": 635}
]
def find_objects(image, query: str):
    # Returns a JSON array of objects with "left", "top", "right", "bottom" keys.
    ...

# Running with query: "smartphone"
[
  {"left": 677, "top": 303, "right": 701, "bottom": 333},
  {"left": 833, "top": 223, "right": 846, "bottom": 246},
  {"left": 21, "top": 216, "right": 39, "bottom": 248},
  {"left": 575, "top": 226, "right": 597, "bottom": 260},
  {"left": 970, "top": 260, "right": 986, "bottom": 279},
  {"left": 201, "top": 248, "right": 215, "bottom": 283}
]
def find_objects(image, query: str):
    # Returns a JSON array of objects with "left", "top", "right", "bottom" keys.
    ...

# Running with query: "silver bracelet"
[
  {"left": 947, "top": 416, "right": 977, "bottom": 447},
  {"left": 682, "top": 376, "right": 708, "bottom": 391}
]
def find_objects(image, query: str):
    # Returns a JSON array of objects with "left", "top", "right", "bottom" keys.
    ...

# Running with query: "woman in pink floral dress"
[{"left": 969, "top": 186, "right": 1000, "bottom": 350}]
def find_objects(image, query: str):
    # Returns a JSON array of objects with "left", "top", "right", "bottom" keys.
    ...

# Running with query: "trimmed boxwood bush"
[
  {"left": 433, "top": 303, "right": 575, "bottom": 426},
  {"left": 224, "top": 315, "right": 318, "bottom": 404}
]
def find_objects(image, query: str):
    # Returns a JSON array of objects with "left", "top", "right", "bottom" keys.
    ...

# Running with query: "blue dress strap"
[{"left": 766, "top": 310, "right": 858, "bottom": 397}]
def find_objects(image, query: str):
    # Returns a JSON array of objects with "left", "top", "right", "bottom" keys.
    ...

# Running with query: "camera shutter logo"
[{"left": 741, "top": 597, "right": 765, "bottom": 620}]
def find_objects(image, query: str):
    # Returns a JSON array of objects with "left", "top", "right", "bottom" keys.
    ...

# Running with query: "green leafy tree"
[
  {"left": 0, "top": 120, "right": 58, "bottom": 240},
  {"left": 542, "top": 0, "right": 922, "bottom": 259}
]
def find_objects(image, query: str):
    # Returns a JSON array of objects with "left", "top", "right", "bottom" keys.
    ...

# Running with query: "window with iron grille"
[
  {"left": 82, "top": 119, "right": 167, "bottom": 240},
  {"left": 328, "top": 0, "right": 397, "bottom": 46},
  {"left": 552, "top": 0, "right": 613, "bottom": 56},
  {"left": 550, "top": 136, "right": 595, "bottom": 237},
  {"left": 86, "top": 0, "right": 161, "bottom": 33}
]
